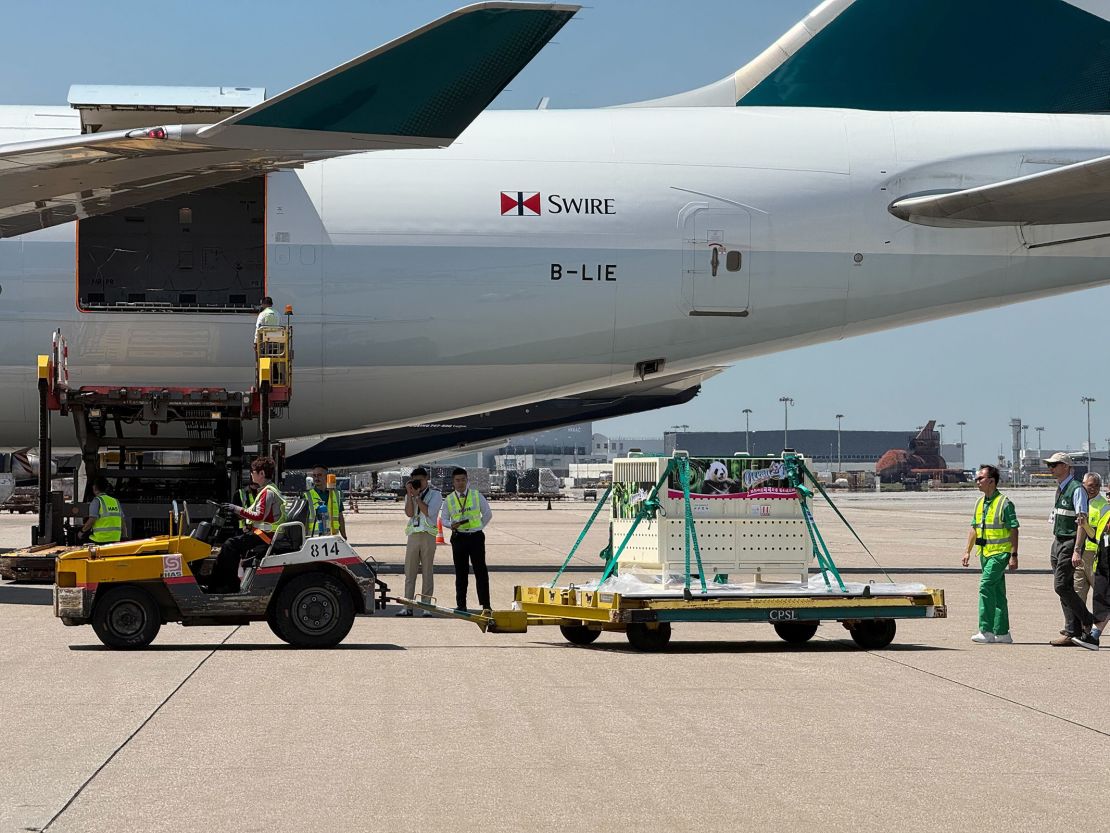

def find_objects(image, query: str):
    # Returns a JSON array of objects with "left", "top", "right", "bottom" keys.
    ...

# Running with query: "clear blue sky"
[{"left": 4, "top": 0, "right": 1107, "bottom": 466}]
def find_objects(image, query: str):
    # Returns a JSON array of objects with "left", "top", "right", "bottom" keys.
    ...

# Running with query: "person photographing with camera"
[{"left": 399, "top": 466, "right": 442, "bottom": 616}]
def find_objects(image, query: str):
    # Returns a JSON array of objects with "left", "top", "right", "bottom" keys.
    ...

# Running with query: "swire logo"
[{"left": 500, "top": 191, "right": 541, "bottom": 216}]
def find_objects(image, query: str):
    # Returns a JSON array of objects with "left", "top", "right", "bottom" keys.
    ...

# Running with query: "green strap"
[
  {"left": 549, "top": 485, "right": 611, "bottom": 588},
  {"left": 599, "top": 462, "right": 674, "bottom": 583},
  {"left": 679, "top": 456, "right": 707, "bottom": 595}
]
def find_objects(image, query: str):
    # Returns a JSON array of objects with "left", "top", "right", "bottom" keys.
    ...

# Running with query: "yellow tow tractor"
[{"left": 55, "top": 499, "right": 387, "bottom": 649}]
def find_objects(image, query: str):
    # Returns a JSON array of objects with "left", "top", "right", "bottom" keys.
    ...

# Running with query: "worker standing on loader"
[
  {"left": 255, "top": 296, "right": 278, "bottom": 333},
  {"left": 211, "top": 457, "right": 286, "bottom": 593},
  {"left": 80, "top": 476, "right": 126, "bottom": 544},
  {"left": 962, "top": 464, "right": 1019, "bottom": 644}
]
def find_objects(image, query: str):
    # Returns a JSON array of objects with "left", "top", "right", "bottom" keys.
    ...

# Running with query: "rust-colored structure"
[{"left": 876, "top": 421, "right": 966, "bottom": 484}]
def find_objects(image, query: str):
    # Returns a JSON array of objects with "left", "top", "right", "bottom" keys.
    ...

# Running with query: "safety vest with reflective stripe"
[
  {"left": 405, "top": 488, "right": 437, "bottom": 537},
  {"left": 305, "top": 488, "right": 342, "bottom": 536},
  {"left": 973, "top": 491, "right": 1014, "bottom": 558},
  {"left": 1085, "top": 495, "right": 1108, "bottom": 552},
  {"left": 90, "top": 494, "right": 123, "bottom": 543},
  {"left": 1095, "top": 508, "right": 1110, "bottom": 573},
  {"left": 1053, "top": 478, "right": 1082, "bottom": 537},
  {"left": 246, "top": 483, "right": 287, "bottom": 533},
  {"left": 445, "top": 490, "right": 482, "bottom": 532},
  {"left": 237, "top": 488, "right": 253, "bottom": 530}
]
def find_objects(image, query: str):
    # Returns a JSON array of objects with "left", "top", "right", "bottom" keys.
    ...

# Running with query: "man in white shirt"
[
  {"left": 439, "top": 467, "right": 493, "bottom": 612},
  {"left": 399, "top": 466, "right": 442, "bottom": 616},
  {"left": 255, "top": 296, "right": 278, "bottom": 332}
]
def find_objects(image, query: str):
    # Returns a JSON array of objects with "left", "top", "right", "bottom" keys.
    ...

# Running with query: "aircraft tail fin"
[
  {"left": 199, "top": 2, "right": 578, "bottom": 150},
  {"left": 625, "top": 0, "right": 1110, "bottom": 113}
]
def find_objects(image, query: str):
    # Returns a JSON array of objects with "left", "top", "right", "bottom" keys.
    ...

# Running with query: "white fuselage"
[{"left": 2, "top": 105, "right": 1109, "bottom": 446}]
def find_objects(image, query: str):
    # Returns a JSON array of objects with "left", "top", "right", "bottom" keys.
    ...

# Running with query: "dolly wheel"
[
  {"left": 625, "top": 622, "right": 672, "bottom": 652},
  {"left": 560, "top": 624, "right": 601, "bottom": 646},
  {"left": 91, "top": 585, "right": 162, "bottom": 649},
  {"left": 270, "top": 572, "right": 355, "bottom": 648},
  {"left": 773, "top": 621, "right": 819, "bottom": 644},
  {"left": 849, "top": 619, "right": 897, "bottom": 650}
]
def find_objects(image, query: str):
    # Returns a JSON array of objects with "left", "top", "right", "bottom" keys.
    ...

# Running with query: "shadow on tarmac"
[
  {"left": 0, "top": 585, "right": 51, "bottom": 605},
  {"left": 561, "top": 640, "right": 954, "bottom": 655},
  {"left": 68, "top": 642, "right": 406, "bottom": 652}
]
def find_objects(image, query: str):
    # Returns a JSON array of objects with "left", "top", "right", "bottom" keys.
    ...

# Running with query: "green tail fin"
[{"left": 738, "top": 0, "right": 1110, "bottom": 113}]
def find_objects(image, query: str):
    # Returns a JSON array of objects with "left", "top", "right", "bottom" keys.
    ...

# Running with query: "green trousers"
[{"left": 979, "top": 553, "right": 1010, "bottom": 635}]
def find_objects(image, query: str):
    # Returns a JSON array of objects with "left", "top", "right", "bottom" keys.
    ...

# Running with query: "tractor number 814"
[{"left": 310, "top": 542, "right": 341, "bottom": 558}]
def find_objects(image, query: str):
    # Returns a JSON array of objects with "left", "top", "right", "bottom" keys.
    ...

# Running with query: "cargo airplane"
[{"left": 2, "top": 0, "right": 1110, "bottom": 474}]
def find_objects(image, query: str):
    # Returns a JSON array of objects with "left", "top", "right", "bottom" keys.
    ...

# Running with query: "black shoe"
[{"left": 1072, "top": 632, "right": 1100, "bottom": 651}]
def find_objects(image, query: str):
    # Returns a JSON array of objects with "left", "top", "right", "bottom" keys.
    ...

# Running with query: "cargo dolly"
[{"left": 400, "top": 452, "right": 946, "bottom": 651}]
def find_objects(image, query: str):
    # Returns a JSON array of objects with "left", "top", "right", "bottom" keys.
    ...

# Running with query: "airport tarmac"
[{"left": 1, "top": 487, "right": 1106, "bottom": 833}]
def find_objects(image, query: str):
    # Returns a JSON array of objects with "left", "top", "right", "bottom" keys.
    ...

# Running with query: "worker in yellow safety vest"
[
  {"left": 439, "top": 467, "right": 493, "bottom": 611},
  {"left": 1076, "top": 472, "right": 1106, "bottom": 606},
  {"left": 305, "top": 464, "right": 346, "bottom": 537},
  {"left": 236, "top": 484, "right": 255, "bottom": 531},
  {"left": 81, "top": 476, "right": 126, "bottom": 544},
  {"left": 1090, "top": 482, "right": 1110, "bottom": 643},
  {"left": 962, "top": 464, "right": 1019, "bottom": 644},
  {"left": 209, "top": 457, "right": 286, "bottom": 593}
]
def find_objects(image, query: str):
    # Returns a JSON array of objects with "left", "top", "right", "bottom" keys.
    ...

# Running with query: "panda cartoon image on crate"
[{"left": 699, "top": 460, "right": 736, "bottom": 495}]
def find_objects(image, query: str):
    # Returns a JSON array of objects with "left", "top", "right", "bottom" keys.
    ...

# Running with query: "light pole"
[
  {"left": 742, "top": 408, "right": 752, "bottom": 453},
  {"left": 1035, "top": 426, "right": 1044, "bottom": 465},
  {"left": 835, "top": 413, "right": 844, "bottom": 474},
  {"left": 938, "top": 422, "right": 945, "bottom": 446},
  {"left": 957, "top": 420, "right": 967, "bottom": 468},
  {"left": 1021, "top": 424, "right": 1029, "bottom": 483},
  {"left": 779, "top": 396, "right": 794, "bottom": 449},
  {"left": 1082, "top": 396, "right": 1096, "bottom": 472}
]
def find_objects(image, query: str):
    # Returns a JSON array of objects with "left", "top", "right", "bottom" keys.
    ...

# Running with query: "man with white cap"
[{"left": 1044, "top": 452, "right": 1098, "bottom": 649}]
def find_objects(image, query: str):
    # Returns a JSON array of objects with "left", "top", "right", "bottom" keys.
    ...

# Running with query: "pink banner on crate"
[{"left": 667, "top": 486, "right": 797, "bottom": 500}]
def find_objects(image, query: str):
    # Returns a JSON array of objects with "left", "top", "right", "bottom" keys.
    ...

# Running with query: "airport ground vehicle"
[{"left": 53, "top": 500, "right": 386, "bottom": 649}]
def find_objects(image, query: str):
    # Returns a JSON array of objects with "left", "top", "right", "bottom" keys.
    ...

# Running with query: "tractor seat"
[
  {"left": 284, "top": 497, "right": 310, "bottom": 527},
  {"left": 267, "top": 497, "right": 309, "bottom": 556}
]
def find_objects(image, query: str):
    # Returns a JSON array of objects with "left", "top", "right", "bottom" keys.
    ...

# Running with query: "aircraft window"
[
  {"left": 77, "top": 177, "right": 265, "bottom": 314},
  {"left": 726, "top": 250, "right": 742, "bottom": 272}
]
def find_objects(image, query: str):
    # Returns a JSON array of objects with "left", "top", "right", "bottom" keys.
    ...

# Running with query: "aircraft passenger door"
[{"left": 683, "top": 206, "right": 751, "bottom": 315}]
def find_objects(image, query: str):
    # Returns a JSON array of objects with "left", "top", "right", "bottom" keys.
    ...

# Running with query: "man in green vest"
[
  {"left": 80, "top": 476, "right": 126, "bottom": 544},
  {"left": 962, "top": 464, "right": 1019, "bottom": 643},
  {"left": 1075, "top": 472, "right": 1105, "bottom": 607},
  {"left": 304, "top": 464, "right": 346, "bottom": 538},
  {"left": 1043, "top": 452, "right": 1098, "bottom": 649},
  {"left": 439, "top": 467, "right": 493, "bottom": 612}
]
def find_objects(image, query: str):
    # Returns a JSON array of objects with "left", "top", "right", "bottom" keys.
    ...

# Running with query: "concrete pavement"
[{"left": 1, "top": 489, "right": 1106, "bottom": 832}]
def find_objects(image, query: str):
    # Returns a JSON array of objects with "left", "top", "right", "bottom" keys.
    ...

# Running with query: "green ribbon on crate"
[
  {"left": 677, "top": 455, "right": 708, "bottom": 596},
  {"left": 549, "top": 484, "right": 612, "bottom": 588}
]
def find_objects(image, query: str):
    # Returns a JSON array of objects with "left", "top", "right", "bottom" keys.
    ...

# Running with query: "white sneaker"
[
  {"left": 993, "top": 633, "right": 1013, "bottom": 644},
  {"left": 971, "top": 632, "right": 996, "bottom": 644}
]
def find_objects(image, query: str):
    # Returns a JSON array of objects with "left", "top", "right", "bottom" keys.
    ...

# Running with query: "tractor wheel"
[
  {"left": 849, "top": 619, "right": 897, "bottom": 650},
  {"left": 560, "top": 624, "right": 601, "bottom": 646},
  {"left": 269, "top": 572, "right": 355, "bottom": 648},
  {"left": 625, "top": 622, "right": 672, "bottom": 652},
  {"left": 773, "top": 621, "right": 820, "bottom": 644},
  {"left": 91, "top": 585, "right": 161, "bottom": 649}
]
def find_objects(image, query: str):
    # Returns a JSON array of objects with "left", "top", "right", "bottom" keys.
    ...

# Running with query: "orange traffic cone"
[{"left": 436, "top": 517, "right": 446, "bottom": 545}]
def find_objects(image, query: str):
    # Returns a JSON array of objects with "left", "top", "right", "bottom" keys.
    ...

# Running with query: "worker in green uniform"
[
  {"left": 1076, "top": 472, "right": 1106, "bottom": 606},
  {"left": 1043, "top": 452, "right": 1098, "bottom": 649},
  {"left": 962, "top": 464, "right": 1018, "bottom": 644},
  {"left": 80, "top": 476, "right": 126, "bottom": 544}
]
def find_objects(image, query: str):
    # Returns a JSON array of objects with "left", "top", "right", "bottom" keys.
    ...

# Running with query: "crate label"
[{"left": 750, "top": 505, "right": 771, "bottom": 517}]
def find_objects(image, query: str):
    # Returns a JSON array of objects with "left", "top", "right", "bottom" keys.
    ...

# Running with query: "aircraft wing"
[
  {"left": 0, "top": 2, "right": 578, "bottom": 238},
  {"left": 889, "top": 152, "right": 1110, "bottom": 228}
]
